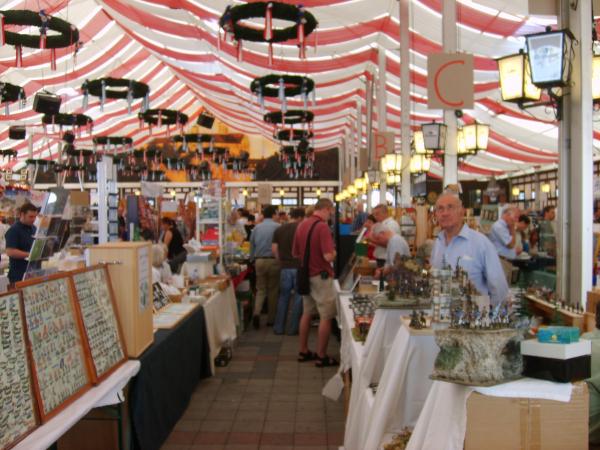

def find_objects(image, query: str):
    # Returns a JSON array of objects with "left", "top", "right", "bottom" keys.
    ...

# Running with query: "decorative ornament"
[
  {"left": 0, "top": 10, "right": 79, "bottom": 70},
  {"left": 138, "top": 109, "right": 188, "bottom": 136},
  {"left": 219, "top": 2, "right": 317, "bottom": 64},
  {"left": 42, "top": 113, "right": 93, "bottom": 138},
  {"left": 81, "top": 78, "right": 149, "bottom": 113},
  {"left": 0, "top": 149, "right": 17, "bottom": 161}
]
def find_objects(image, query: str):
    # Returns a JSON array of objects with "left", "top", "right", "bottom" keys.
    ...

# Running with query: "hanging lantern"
[
  {"left": 497, "top": 50, "right": 542, "bottom": 103},
  {"left": 421, "top": 122, "right": 447, "bottom": 154}
]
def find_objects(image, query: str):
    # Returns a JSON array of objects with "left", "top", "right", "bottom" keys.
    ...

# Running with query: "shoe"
[
  {"left": 253, "top": 315, "right": 260, "bottom": 329},
  {"left": 315, "top": 355, "right": 339, "bottom": 368},
  {"left": 298, "top": 350, "right": 318, "bottom": 362}
]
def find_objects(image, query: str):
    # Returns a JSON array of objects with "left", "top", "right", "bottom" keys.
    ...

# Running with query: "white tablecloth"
[
  {"left": 14, "top": 360, "right": 141, "bottom": 450},
  {"left": 406, "top": 378, "right": 574, "bottom": 450},
  {"left": 362, "top": 324, "right": 438, "bottom": 450},
  {"left": 202, "top": 281, "right": 240, "bottom": 373},
  {"left": 343, "top": 310, "right": 410, "bottom": 450}
]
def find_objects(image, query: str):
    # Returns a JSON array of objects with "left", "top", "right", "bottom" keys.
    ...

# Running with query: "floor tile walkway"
[{"left": 161, "top": 320, "right": 344, "bottom": 450}]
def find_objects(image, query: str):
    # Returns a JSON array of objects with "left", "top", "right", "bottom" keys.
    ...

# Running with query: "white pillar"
[
  {"left": 378, "top": 48, "right": 388, "bottom": 198},
  {"left": 442, "top": 0, "right": 458, "bottom": 187},
  {"left": 353, "top": 99, "right": 362, "bottom": 181},
  {"left": 400, "top": 0, "right": 412, "bottom": 206},
  {"left": 557, "top": 0, "right": 593, "bottom": 305},
  {"left": 365, "top": 75, "right": 374, "bottom": 170}
]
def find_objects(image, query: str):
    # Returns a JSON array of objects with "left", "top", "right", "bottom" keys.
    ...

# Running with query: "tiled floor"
[{"left": 161, "top": 317, "right": 344, "bottom": 450}]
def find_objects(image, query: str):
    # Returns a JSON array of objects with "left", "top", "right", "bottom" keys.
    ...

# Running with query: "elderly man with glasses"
[{"left": 430, "top": 191, "right": 509, "bottom": 306}]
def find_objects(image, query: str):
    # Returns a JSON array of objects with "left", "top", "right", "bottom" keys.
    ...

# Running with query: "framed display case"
[
  {"left": 19, "top": 274, "right": 93, "bottom": 422},
  {"left": 70, "top": 266, "right": 127, "bottom": 382},
  {"left": 88, "top": 242, "right": 154, "bottom": 357},
  {"left": 0, "top": 291, "right": 39, "bottom": 449}
]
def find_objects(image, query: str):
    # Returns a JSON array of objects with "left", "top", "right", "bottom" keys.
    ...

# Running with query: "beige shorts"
[{"left": 303, "top": 275, "right": 337, "bottom": 320}]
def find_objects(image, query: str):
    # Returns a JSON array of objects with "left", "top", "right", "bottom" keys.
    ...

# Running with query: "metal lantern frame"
[
  {"left": 421, "top": 122, "right": 447, "bottom": 154},
  {"left": 497, "top": 50, "right": 542, "bottom": 104},
  {"left": 525, "top": 28, "right": 574, "bottom": 89}
]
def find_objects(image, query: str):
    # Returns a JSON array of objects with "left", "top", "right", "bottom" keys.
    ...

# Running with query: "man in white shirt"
[
  {"left": 368, "top": 204, "right": 401, "bottom": 267},
  {"left": 489, "top": 205, "right": 522, "bottom": 260},
  {"left": 375, "top": 230, "right": 411, "bottom": 278}
]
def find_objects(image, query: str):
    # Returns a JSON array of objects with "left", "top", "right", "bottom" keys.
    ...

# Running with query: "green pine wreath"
[
  {"left": 264, "top": 109, "right": 313, "bottom": 125},
  {"left": 83, "top": 78, "right": 149, "bottom": 99},
  {"left": 274, "top": 129, "right": 313, "bottom": 141},
  {"left": 0, "top": 10, "right": 79, "bottom": 48},
  {"left": 139, "top": 109, "right": 188, "bottom": 126},
  {"left": 250, "top": 75, "right": 314, "bottom": 98},
  {"left": 93, "top": 136, "right": 133, "bottom": 146},
  {"left": 42, "top": 113, "right": 92, "bottom": 126},
  {"left": 219, "top": 2, "right": 317, "bottom": 43}
]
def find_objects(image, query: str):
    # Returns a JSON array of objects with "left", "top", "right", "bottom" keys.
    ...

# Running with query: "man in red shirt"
[{"left": 292, "top": 198, "right": 338, "bottom": 367}]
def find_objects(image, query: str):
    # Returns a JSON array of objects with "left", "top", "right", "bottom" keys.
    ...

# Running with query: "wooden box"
[{"left": 88, "top": 242, "right": 153, "bottom": 357}]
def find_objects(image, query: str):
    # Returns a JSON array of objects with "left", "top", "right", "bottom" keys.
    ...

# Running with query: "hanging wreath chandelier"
[
  {"left": 42, "top": 113, "right": 93, "bottom": 137},
  {"left": 264, "top": 109, "right": 314, "bottom": 126},
  {"left": 0, "top": 10, "right": 79, "bottom": 69},
  {"left": 219, "top": 2, "right": 317, "bottom": 64},
  {"left": 92, "top": 136, "right": 133, "bottom": 154},
  {"left": 251, "top": 74, "right": 315, "bottom": 113},
  {"left": 173, "top": 133, "right": 213, "bottom": 152},
  {"left": 274, "top": 128, "right": 313, "bottom": 142},
  {"left": 279, "top": 140, "right": 314, "bottom": 179},
  {"left": 0, "top": 149, "right": 17, "bottom": 162},
  {"left": 81, "top": 78, "right": 150, "bottom": 113},
  {"left": 63, "top": 147, "right": 99, "bottom": 181},
  {"left": 138, "top": 109, "right": 188, "bottom": 136}
]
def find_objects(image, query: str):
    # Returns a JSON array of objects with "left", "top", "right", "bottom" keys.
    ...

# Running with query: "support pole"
[
  {"left": 442, "top": 0, "right": 458, "bottom": 187},
  {"left": 365, "top": 75, "right": 374, "bottom": 171},
  {"left": 400, "top": 0, "right": 412, "bottom": 206},
  {"left": 378, "top": 48, "right": 388, "bottom": 201},
  {"left": 353, "top": 99, "right": 361, "bottom": 182},
  {"left": 557, "top": 0, "right": 593, "bottom": 305}
]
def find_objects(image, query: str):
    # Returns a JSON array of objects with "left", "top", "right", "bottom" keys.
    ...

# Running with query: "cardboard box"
[{"left": 465, "top": 382, "right": 588, "bottom": 450}]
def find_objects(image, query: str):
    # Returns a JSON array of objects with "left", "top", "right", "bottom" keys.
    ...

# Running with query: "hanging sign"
[
  {"left": 370, "top": 132, "right": 395, "bottom": 168},
  {"left": 257, "top": 183, "right": 272, "bottom": 205},
  {"left": 427, "top": 53, "right": 474, "bottom": 110}
]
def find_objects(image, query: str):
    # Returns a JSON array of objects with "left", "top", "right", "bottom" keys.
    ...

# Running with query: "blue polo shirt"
[{"left": 5, "top": 220, "right": 36, "bottom": 283}]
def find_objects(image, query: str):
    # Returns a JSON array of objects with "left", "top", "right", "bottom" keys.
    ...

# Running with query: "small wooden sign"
[
  {"left": 371, "top": 132, "right": 395, "bottom": 167},
  {"left": 257, "top": 183, "right": 272, "bottom": 205},
  {"left": 427, "top": 53, "right": 474, "bottom": 110}
]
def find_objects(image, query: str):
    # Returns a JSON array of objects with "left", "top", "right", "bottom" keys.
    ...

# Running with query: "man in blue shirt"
[
  {"left": 250, "top": 205, "right": 281, "bottom": 329},
  {"left": 430, "top": 192, "right": 509, "bottom": 306},
  {"left": 489, "top": 205, "right": 522, "bottom": 260},
  {"left": 6, "top": 203, "right": 38, "bottom": 285}
]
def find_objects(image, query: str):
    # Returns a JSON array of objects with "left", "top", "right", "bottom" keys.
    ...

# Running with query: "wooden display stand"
[
  {"left": 524, "top": 294, "right": 585, "bottom": 331},
  {"left": 88, "top": 242, "right": 153, "bottom": 357}
]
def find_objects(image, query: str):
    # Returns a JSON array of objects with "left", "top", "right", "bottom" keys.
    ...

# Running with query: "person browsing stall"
[
  {"left": 5, "top": 203, "right": 38, "bottom": 285},
  {"left": 375, "top": 229, "right": 411, "bottom": 277},
  {"left": 292, "top": 198, "right": 338, "bottom": 367},
  {"left": 430, "top": 192, "right": 509, "bottom": 306},
  {"left": 369, "top": 204, "right": 401, "bottom": 267},
  {"left": 272, "top": 207, "right": 305, "bottom": 335},
  {"left": 250, "top": 205, "right": 281, "bottom": 329},
  {"left": 488, "top": 205, "right": 522, "bottom": 259}
]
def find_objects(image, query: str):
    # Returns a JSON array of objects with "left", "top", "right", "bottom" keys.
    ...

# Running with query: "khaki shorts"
[{"left": 303, "top": 275, "right": 337, "bottom": 320}]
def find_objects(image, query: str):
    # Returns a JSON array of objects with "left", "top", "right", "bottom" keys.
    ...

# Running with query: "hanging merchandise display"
[
  {"left": 0, "top": 81, "right": 26, "bottom": 115},
  {"left": 0, "top": 10, "right": 79, "bottom": 69},
  {"left": 138, "top": 109, "right": 188, "bottom": 136},
  {"left": 250, "top": 74, "right": 315, "bottom": 113},
  {"left": 41, "top": 113, "right": 93, "bottom": 138},
  {"left": 81, "top": 78, "right": 150, "bottom": 113},
  {"left": 92, "top": 136, "right": 133, "bottom": 154},
  {"left": 219, "top": 2, "right": 317, "bottom": 64},
  {"left": 63, "top": 148, "right": 99, "bottom": 181}
]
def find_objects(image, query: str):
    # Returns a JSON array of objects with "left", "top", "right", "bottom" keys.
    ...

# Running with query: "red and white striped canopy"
[{"left": 0, "top": 0, "right": 581, "bottom": 179}]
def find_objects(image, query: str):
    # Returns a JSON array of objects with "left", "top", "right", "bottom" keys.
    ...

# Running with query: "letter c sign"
[{"left": 427, "top": 53, "right": 474, "bottom": 110}]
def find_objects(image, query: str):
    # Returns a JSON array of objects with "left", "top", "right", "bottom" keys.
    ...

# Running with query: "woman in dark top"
[{"left": 160, "top": 217, "right": 187, "bottom": 273}]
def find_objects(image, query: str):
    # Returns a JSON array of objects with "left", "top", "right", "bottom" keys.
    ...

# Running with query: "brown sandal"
[
  {"left": 315, "top": 355, "right": 339, "bottom": 367},
  {"left": 297, "top": 351, "right": 318, "bottom": 362}
]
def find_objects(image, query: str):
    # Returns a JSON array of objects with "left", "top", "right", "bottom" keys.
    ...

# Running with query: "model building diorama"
[{"left": 348, "top": 254, "right": 591, "bottom": 386}]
